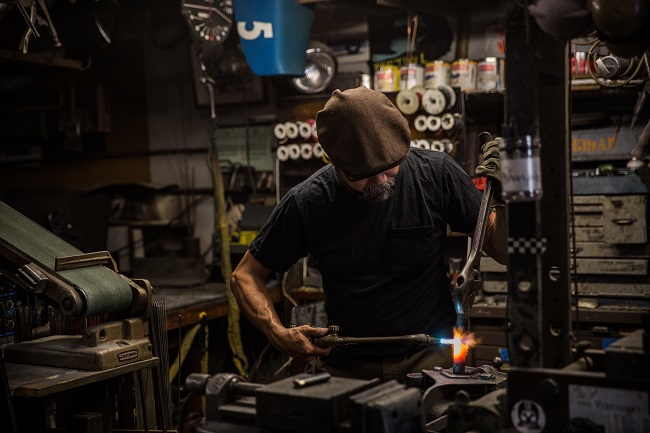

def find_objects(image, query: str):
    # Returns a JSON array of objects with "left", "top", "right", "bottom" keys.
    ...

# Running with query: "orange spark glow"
[{"left": 451, "top": 327, "right": 478, "bottom": 364}]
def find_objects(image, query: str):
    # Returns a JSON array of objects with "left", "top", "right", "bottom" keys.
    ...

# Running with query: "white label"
[
  {"left": 511, "top": 400, "right": 546, "bottom": 433},
  {"left": 501, "top": 157, "right": 542, "bottom": 194},
  {"left": 237, "top": 21, "right": 273, "bottom": 40},
  {"left": 569, "top": 385, "right": 650, "bottom": 433}
]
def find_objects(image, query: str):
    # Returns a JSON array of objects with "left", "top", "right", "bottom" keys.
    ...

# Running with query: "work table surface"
[{"left": 152, "top": 282, "right": 281, "bottom": 330}]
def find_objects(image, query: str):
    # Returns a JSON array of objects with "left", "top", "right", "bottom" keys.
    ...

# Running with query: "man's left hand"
[{"left": 475, "top": 139, "right": 504, "bottom": 205}]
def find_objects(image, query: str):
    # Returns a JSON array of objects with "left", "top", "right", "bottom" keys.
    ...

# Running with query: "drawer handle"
[{"left": 612, "top": 218, "right": 636, "bottom": 226}]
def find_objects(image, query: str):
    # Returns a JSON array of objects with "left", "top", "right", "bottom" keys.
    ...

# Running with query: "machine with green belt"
[{"left": 0, "top": 201, "right": 153, "bottom": 370}]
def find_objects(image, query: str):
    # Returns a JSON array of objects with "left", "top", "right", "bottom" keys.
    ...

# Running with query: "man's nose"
[{"left": 369, "top": 173, "right": 387, "bottom": 184}]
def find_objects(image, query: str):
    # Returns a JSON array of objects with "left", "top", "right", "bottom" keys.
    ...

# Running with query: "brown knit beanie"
[{"left": 316, "top": 87, "right": 411, "bottom": 181}]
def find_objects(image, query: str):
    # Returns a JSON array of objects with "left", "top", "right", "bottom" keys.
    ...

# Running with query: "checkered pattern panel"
[{"left": 508, "top": 237, "right": 547, "bottom": 254}]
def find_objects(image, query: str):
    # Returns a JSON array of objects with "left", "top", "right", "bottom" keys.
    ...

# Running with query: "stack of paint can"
[{"left": 374, "top": 62, "right": 429, "bottom": 93}]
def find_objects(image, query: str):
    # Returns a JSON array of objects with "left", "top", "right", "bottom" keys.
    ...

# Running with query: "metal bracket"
[
  {"left": 16, "top": 262, "right": 84, "bottom": 316},
  {"left": 55, "top": 251, "right": 119, "bottom": 273}
]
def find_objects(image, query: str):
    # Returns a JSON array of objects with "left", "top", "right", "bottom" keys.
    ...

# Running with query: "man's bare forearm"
[
  {"left": 231, "top": 251, "right": 283, "bottom": 339},
  {"left": 483, "top": 206, "right": 507, "bottom": 265},
  {"left": 231, "top": 251, "right": 331, "bottom": 360}
]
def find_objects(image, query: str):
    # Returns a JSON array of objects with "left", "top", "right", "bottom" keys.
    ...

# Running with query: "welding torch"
[
  {"left": 313, "top": 326, "right": 447, "bottom": 348},
  {"left": 453, "top": 131, "right": 495, "bottom": 331}
]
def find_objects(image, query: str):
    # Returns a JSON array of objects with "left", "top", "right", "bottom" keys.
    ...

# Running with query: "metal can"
[
  {"left": 399, "top": 63, "right": 424, "bottom": 90},
  {"left": 425, "top": 60, "right": 450, "bottom": 88},
  {"left": 356, "top": 73, "right": 373, "bottom": 89},
  {"left": 498, "top": 136, "right": 543, "bottom": 202},
  {"left": 450, "top": 59, "right": 477, "bottom": 91},
  {"left": 499, "top": 58, "right": 506, "bottom": 90},
  {"left": 374, "top": 66, "right": 400, "bottom": 92},
  {"left": 477, "top": 57, "right": 500, "bottom": 91}
]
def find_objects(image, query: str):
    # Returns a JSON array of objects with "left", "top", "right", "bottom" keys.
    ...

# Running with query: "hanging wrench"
[{"left": 453, "top": 131, "right": 495, "bottom": 331}]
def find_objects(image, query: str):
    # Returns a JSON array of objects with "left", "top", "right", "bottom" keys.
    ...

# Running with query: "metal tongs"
[{"left": 453, "top": 131, "right": 496, "bottom": 331}]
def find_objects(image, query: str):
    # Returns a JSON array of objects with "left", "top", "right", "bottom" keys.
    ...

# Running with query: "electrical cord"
[
  {"left": 282, "top": 270, "right": 298, "bottom": 309},
  {"left": 586, "top": 40, "right": 646, "bottom": 87},
  {"left": 248, "top": 343, "right": 272, "bottom": 383}
]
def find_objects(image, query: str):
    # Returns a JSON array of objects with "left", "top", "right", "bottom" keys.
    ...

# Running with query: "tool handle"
[
  {"left": 468, "top": 131, "right": 496, "bottom": 268},
  {"left": 454, "top": 132, "right": 495, "bottom": 328},
  {"left": 630, "top": 116, "right": 650, "bottom": 160},
  {"left": 313, "top": 333, "right": 440, "bottom": 348},
  {"left": 293, "top": 372, "right": 331, "bottom": 388}
]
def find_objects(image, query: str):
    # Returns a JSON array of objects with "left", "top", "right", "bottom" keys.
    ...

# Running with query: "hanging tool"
[
  {"left": 18, "top": 1, "right": 40, "bottom": 54},
  {"left": 453, "top": 132, "right": 495, "bottom": 332},
  {"left": 36, "top": 0, "right": 62, "bottom": 48}
]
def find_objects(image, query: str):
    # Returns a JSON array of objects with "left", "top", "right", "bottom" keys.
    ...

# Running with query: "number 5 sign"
[
  {"left": 232, "top": 0, "right": 314, "bottom": 76},
  {"left": 237, "top": 21, "right": 274, "bottom": 40}
]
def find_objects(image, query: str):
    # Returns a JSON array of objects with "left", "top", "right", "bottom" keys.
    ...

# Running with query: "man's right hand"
[{"left": 269, "top": 325, "right": 332, "bottom": 361}]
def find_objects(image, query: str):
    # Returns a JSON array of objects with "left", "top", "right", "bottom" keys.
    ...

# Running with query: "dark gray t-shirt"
[{"left": 250, "top": 148, "right": 482, "bottom": 362}]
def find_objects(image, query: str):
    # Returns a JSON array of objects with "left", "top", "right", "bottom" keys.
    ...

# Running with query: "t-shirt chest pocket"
[{"left": 391, "top": 225, "right": 438, "bottom": 269}]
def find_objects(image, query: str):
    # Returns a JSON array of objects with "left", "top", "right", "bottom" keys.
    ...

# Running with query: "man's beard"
[{"left": 361, "top": 177, "right": 396, "bottom": 203}]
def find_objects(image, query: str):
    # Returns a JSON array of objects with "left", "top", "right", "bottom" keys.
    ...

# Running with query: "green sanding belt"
[{"left": 0, "top": 201, "right": 133, "bottom": 317}]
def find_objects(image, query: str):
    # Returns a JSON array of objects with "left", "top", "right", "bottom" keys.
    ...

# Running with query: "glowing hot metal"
[{"left": 441, "top": 327, "right": 478, "bottom": 375}]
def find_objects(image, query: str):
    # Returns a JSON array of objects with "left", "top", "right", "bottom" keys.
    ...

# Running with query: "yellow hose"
[
  {"left": 168, "top": 312, "right": 210, "bottom": 415},
  {"left": 209, "top": 138, "right": 249, "bottom": 377},
  {"left": 168, "top": 321, "right": 201, "bottom": 382}
]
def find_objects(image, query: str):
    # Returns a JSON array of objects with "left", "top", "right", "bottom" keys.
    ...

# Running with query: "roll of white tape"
[
  {"left": 274, "top": 123, "right": 287, "bottom": 140},
  {"left": 427, "top": 115, "right": 442, "bottom": 132},
  {"left": 414, "top": 114, "right": 428, "bottom": 132},
  {"left": 441, "top": 139, "right": 453, "bottom": 153},
  {"left": 453, "top": 113, "right": 463, "bottom": 129},
  {"left": 288, "top": 144, "right": 301, "bottom": 160},
  {"left": 313, "top": 142, "right": 324, "bottom": 158},
  {"left": 422, "top": 88, "right": 446, "bottom": 115},
  {"left": 412, "top": 85, "right": 426, "bottom": 100},
  {"left": 416, "top": 139, "right": 430, "bottom": 150},
  {"left": 305, "top": 119, "right": 317, "bottom": 140},
  {"left": 430, "top": 140, "right": 445, "bottom": 152},
  {"left": 396, "top": 89, "right": 420, "bottom": 115},
  {"left": 300, "top": 143, "right": 313, "bottom": 160},
  {"left": 438, "top": 85, "right": 457, "bottom": 110},
  {"left": 441, "top": 113, "right": 455, "bottom": 131},
  {"left": 298, "top": 122, "right": 312, "bottom": 139},
  {"left": 285, "top": 122, "right": 299, "bottom": 140},
  {"left": 276, "top": 145, "right": 289, "bottom": 161}
]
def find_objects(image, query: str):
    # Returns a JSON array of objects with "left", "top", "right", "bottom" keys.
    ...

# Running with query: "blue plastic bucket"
[{"left": 233, "top": 0, "right": 315, "bottom": 76}]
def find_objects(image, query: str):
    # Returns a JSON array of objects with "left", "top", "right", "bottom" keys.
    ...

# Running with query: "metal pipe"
[
  {"left": 230, "top": 381, "right": 263, "bottom": 396},
  {"left": 314, "top": 333, "right": 440, "bottom": 348}
]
